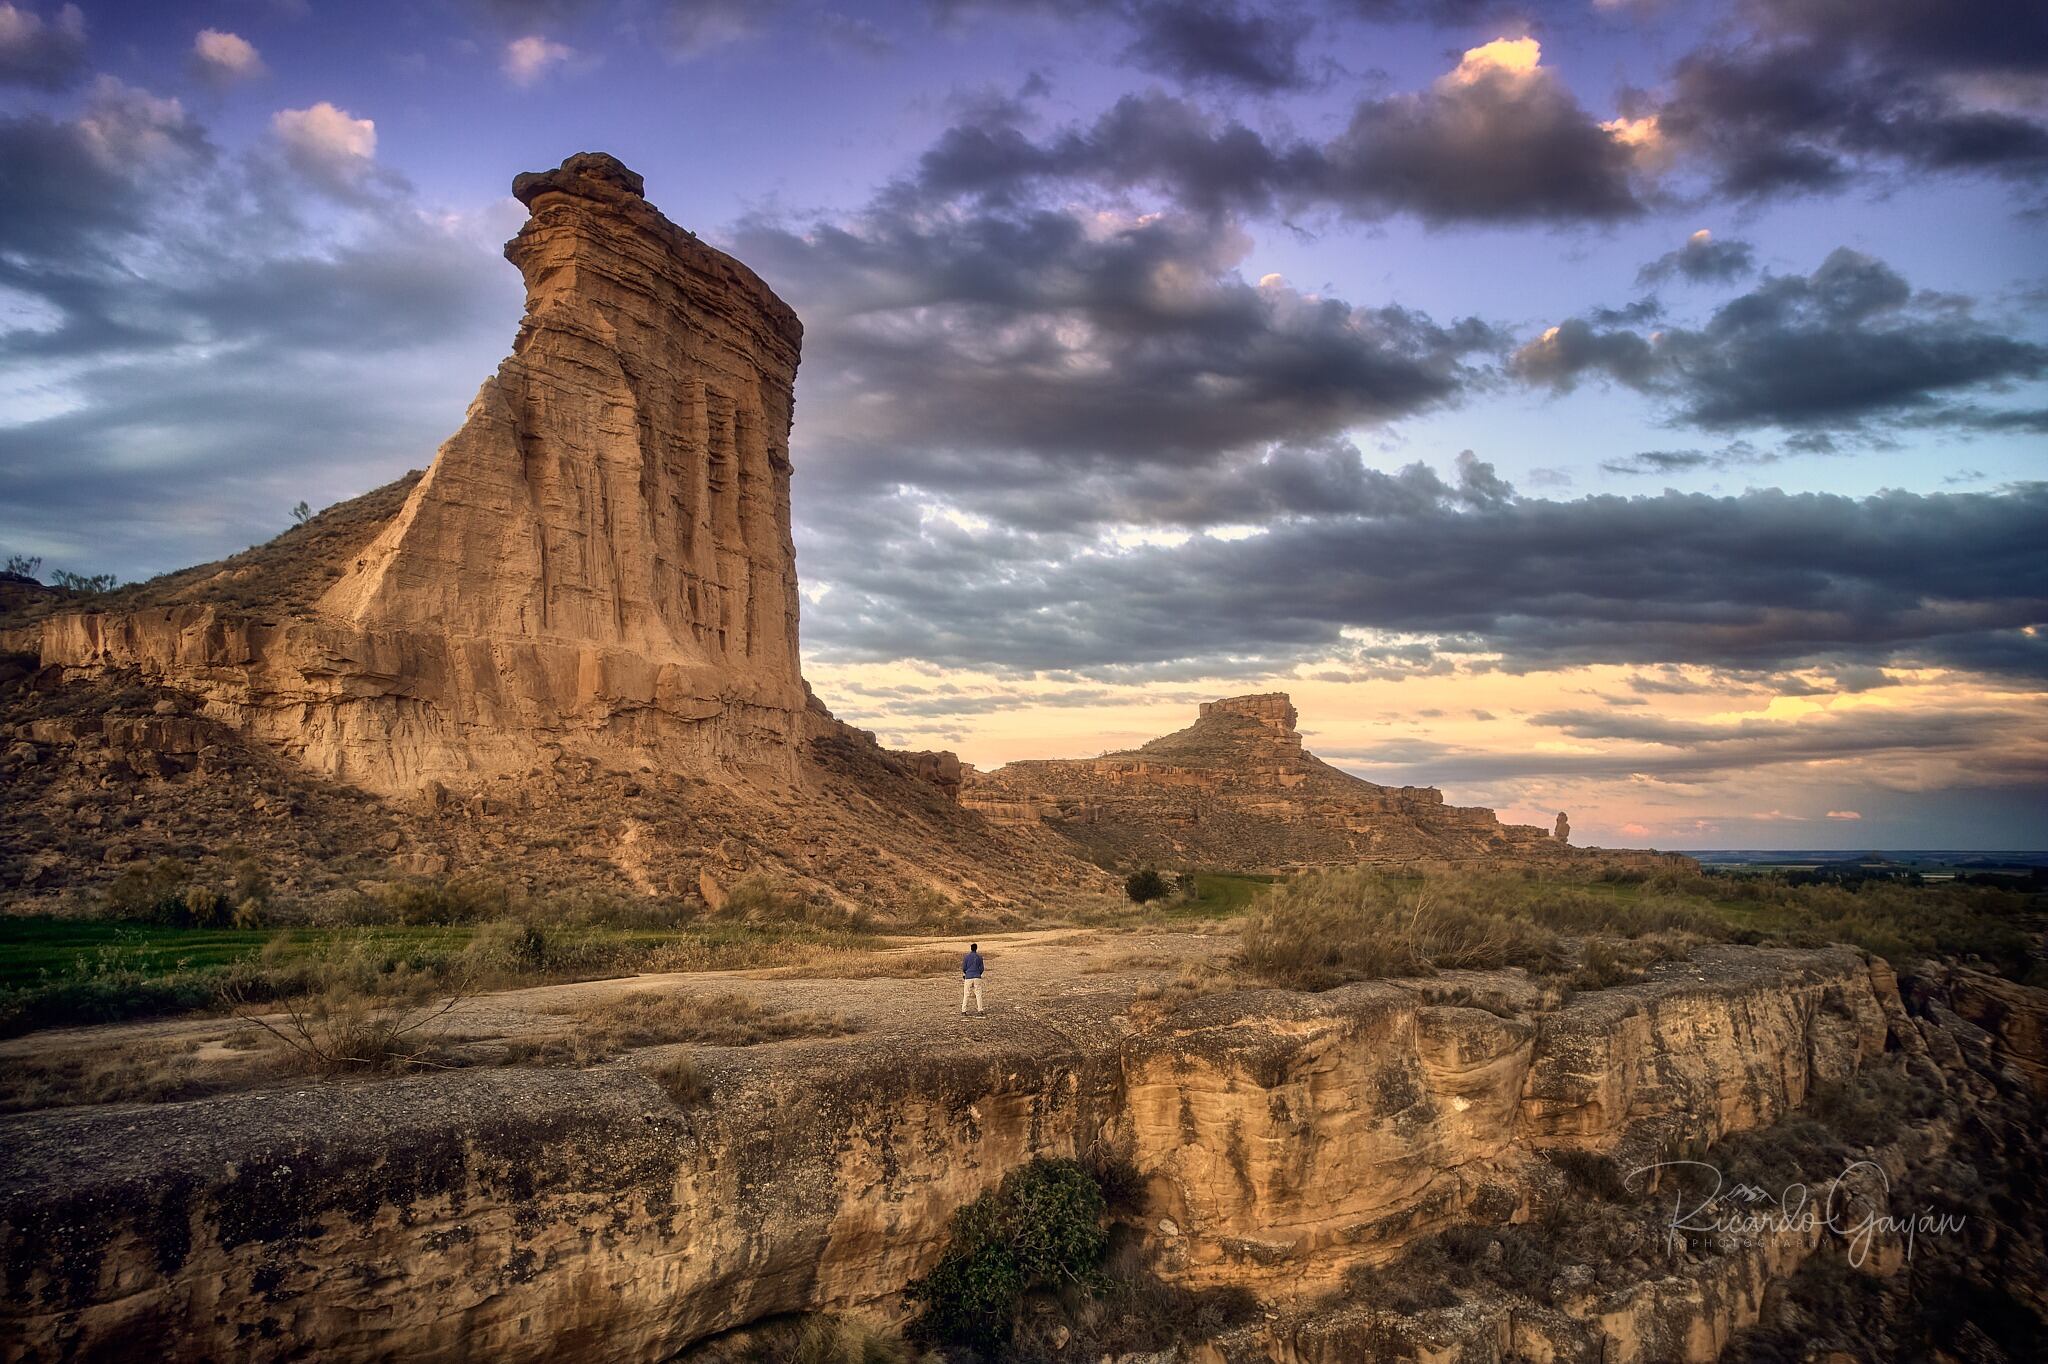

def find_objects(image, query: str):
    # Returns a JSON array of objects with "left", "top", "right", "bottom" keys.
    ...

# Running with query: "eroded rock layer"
[{"left": 963, "top": 692, "right": 1690, "bottom": 874}]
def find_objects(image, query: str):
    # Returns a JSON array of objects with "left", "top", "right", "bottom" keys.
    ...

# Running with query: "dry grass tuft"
[
  {"left": 225, "top": 940, "right": 476, "bottom": 1075},
  {"left": 653, "top": 1053, "right": 709, "bottom": 1107},
  {"left": 507, "top": 990, "right": 848, "bottom": 1067},
  {"left": 0, "top": 1038, "right": 249, "bottom": 1112}
]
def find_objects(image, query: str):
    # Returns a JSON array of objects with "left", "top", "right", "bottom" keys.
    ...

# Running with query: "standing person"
[{"left": 961, "top": 942, "right": 985, "bottom": 1015}]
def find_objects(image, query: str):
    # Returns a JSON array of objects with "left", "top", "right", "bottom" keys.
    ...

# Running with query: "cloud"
[
  {"left": 1119, "top": 0, "right": 1314, "bottom": 93},
  {"left": 817, "top": 11, "right": 896, "bottom": 58},
  {"left": 1338, "top": 699, "right": 2048, "bottom": 787},
  {"left": 657, "top": 0, "right": 771, "bottom": 57},
  {"left": 271, "top": 102, "right": 380, "bottom": 194},
  {"left": 1652, "top": 10, "right": 2048, "bottom": 198},
  {"left": 1516, "top": 248, "right": 2048, "bottom": 432},
  {"left": 193, "top": 29, "right": 265, "bottom": 86},
  {"left": 0, "top": 1, "right": 85, "bottom": 90},
  {"left": 1322, "top": 36, "right": 1648, "bottom": 223},
  {"left": 503, "top": 34, "right": 573, "bottom": 85},
  {"left": 0, "top": 83, "right": 515, "bottom": 582},
  {"left": 1826, "top": 810, "right": 1861, "bottom": 820},
  {"left": 1637, "top": 229, "right": 1756, "bottom": 286},
  {"left": 791, "top": 474, "right": 2048, "bottom": 684},
  {"left": 731, "top": 199, "right": 1496, "bottom": 493},
  {"left": 902, "top": 37, "right": 1651, "bottom": 226}
]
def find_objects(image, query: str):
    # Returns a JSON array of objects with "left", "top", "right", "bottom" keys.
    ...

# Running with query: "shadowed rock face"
[{"left": 963, "top": 692, "right": 1690, "bottom": 874}]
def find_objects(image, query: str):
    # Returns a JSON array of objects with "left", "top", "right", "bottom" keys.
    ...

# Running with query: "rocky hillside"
[{"left": 963, "top": 693, "right": 1690, "bottom": 875}]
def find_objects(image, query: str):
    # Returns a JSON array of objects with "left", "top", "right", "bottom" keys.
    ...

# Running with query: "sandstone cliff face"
[
  {"left": 0, "top": 947, "right": 1931, "bottom": 1364},
  {"left": 20, "top": 154, "right": 807, "bottom": 794},
  {"left": 963, "top": 692, "right": 1688, "bottom": 875}
]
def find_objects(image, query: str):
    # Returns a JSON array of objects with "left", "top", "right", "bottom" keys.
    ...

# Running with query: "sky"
[{"left": 0, "top": 0, "right": 2043, "bottom": 849}]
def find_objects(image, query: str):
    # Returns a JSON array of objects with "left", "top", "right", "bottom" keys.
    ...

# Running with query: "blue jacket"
[{"left": 962, "top": 950, "right": 985, "bottom": 979}]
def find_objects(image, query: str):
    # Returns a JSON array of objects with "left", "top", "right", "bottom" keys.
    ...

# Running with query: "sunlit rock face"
[
  {"left": 962, "top": 692, "right": 1690, "bottom": 874},
  {"left": 324, "top": 152, "right": 807, "bottom": 752},
  {"left": 28, "top": 153, "right": 813, "bottom": 795}
]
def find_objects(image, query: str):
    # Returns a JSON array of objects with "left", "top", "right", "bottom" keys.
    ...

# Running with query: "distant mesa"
[{"left": 963, "top": 692, "right": 1686, "bottom": 875}]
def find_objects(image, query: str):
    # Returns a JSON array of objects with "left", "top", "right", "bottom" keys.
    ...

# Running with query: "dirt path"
[{"left": 0, "top": 924, "right": 1241, "bottom": 1111}]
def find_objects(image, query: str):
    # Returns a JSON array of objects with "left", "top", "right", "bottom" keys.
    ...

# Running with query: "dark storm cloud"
[
  {"left": 1751, "top": 0, "right": 2048, "bottom": 77},
  {"left": 0, "top": 1, "right": 87, "bottom": 90},
  {"left": 911, "top": 91, "right": 1320, "bottom": 217},
  {"left": 795, "top": 480, "right": 2048, "bottom": 681},
  {"left": 1119, "top": 0, "right": 1314, "bottom": 93},
  {"left": 1636, "top": 231, "right": 1756, "bottom": 286},
  {"left": 0, "top": 83, "right": 514, "bottom": 580},
  {"left": 905, "top": 41, "right": 1646, "bottom": 225},
  {"left": 1652, "top": 1, "right": 2048, "bottom": 198},
  {"left": 1515, "top": 249, "right": 2048, "bottom": 432},
  {"left": 732, "top": 200, "right": 1497, "bottom": 487}
]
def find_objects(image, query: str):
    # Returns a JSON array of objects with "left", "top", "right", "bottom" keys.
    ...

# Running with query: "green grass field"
[
  {"left": 0, "top": 919, "right": 474, "bottom": 988},
  {"left": 1171, "top": 872, "right": 1281, "bottom": 918}
]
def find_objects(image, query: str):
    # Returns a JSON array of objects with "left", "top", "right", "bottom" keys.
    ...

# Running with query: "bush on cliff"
[
  {"left": 906, "top": 1157, "right": 1108, "bottom": 1350},
  {"left": 1123, "top": 868, "right": 1170, "bottom": 904}
]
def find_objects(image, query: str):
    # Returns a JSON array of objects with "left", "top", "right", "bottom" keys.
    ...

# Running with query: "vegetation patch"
[{"left": 907, "top": 1157, "right": 1110, "bottom": 1350}]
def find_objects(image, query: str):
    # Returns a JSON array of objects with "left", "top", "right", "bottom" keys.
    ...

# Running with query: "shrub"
[
  {"left": 224, "top": 937, "right": 474, "bottom": 1074},
  {"left": 1124, "top": 868, "right": 1170, "bottom": 904},
  {"left": 654, "top": 1053, "right": 709, "bottom": 1106},
  {"left": 1241, "top": 871, "right": 1563, "bottom": 989},
  {"left": 376, "top": 874, "right": 511, "bottom": 925},
  {"left": 907, "top": 1157, "right": 1109, "bottom": 1350}
]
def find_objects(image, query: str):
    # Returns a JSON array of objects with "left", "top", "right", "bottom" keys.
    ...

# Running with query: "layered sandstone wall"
[
  {"left": 0, "top": 946, "right": 1921, "bottom": 1364},
  {"left": 16, "top": 154, "right": 813, "bottom": 797}
]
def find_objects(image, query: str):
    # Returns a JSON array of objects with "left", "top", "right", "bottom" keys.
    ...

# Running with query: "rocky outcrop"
[
  {"left": 962, "top": 692, "right": 1688, "bottom": 875},
  {"left": 17, "top": 154, "right": 808, "bottom": 795},
  {"left": 0, "top": 155, "right": 1104, "bottom": 908},
  {"left": 0, "top": 946, "right": 1933, "bottom": 1363}
]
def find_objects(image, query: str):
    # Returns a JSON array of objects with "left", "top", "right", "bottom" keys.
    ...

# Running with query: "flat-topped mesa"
[
  {"left": 963, "top": 691, "right": 1690, "bottom": 875},
  {"left": 311, "top": 151, "right": 807, "bottom": 786},
  {"left": 1199, "top": 692, "right": 1298, "bottom": 733}
]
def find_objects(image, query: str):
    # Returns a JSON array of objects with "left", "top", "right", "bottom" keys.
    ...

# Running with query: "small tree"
[
  {"left": 3, "top": 553, "right": 41, "bottom": 580},
  {"left": 1125, "top": 867, "right": 1170, "bottom": 903},
  {"left": 290, "top": 500, "right": 313, "bottom": 525},
  {"left": 50, "top": 569, "right": 118, "bottom": 594}
]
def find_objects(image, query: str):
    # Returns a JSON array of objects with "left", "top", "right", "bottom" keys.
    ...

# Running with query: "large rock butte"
[
  {"left": 0, "top": 154, "right": 1100, "bottom": 908},
  {"left": 963, "top": 692, "right": 1689, "bottom": 874},
  {"left": 28, "top": 153, "right": 810, "bottom": 793}
]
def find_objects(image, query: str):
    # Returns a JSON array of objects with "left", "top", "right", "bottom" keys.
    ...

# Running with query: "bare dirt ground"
[{"left": 0, "top": 925, "right": 1242, "bottom": 1113}]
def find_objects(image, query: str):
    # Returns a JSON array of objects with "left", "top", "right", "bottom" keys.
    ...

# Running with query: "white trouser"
[{"left": 961, "top": 978, "right": 983, "bottom": 1013}]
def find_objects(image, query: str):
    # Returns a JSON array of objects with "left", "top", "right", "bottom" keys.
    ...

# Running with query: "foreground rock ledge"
[{"left": 1, "top": 946, "right": 1921, "bottom": 1363}]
